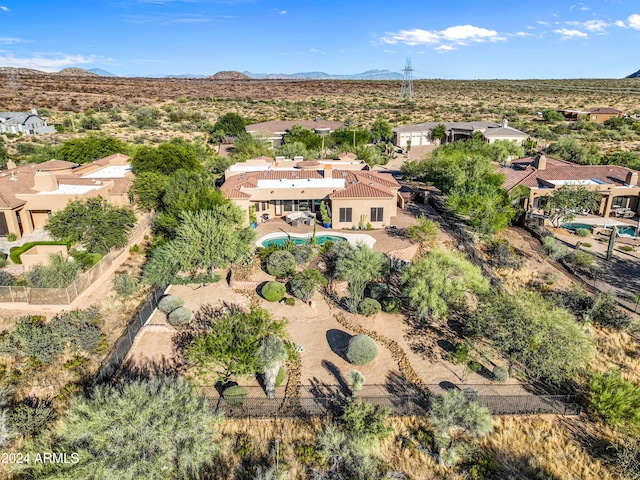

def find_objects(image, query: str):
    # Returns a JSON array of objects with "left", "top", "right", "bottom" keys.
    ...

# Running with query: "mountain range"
[
  {"left": 627, "top": 69, "right": 640, "bottom": 79},
  {"left": 84, "top": 68, "right": 403, "bottom": 80}
]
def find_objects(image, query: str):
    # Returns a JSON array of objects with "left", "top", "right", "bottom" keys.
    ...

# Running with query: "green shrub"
[
  {"left": 567, "top": 250, "right": 596, "bottom": 268},
  {"left": 222, "top": 385, "right": 247, "bottom": 406},
  {"left": 168, "top": 307, "right": 192, "bottom": 326},
  {"left": 9, "top": 398, "right": 54, "bottom": 437},
  {"left": 113, "top": 273, "right": 139, "bottom": 297},
  {"left": 466, "top": 451, "right": 500, "bottom": 480},
  {"left": 288, "top": 269, "right": 327, "bottom": 302},
  {"left": 0, "top": 255, "right": 7, "bottom": 268},
  {"left": 575, "top": 227, "right": 590, "bottom": 237},
  {"left": 293, "top": 244, "right": 317, "bottom": 265},
  {"left": 266, "top": 250, "right": 296, "bottom": 278},
  {"left": 69, "top": 249, "right": 102, "bottom": 270},
  {"left": 451, "top": 342, "right": 470, "bottom": 364},
  {"left": 621, "top": 245, "right": 634, "bottom": 252},
  {"left": 582, "top": 242, "right": 592, "bottom": 248},
  {"left": 368, "top": 282, "right": 390, "bottom": 300},
  {"left": 9, "top": 316, "right": 63, "bottom": 363},
  {"left": 493, "top": 366, "right": 509, "bottom": 383},
  {"left": 590, "top": 369, "right": 640, "bottom": 431},
  {"left": 381, "top": 296, "right": 401, "bottom": 314},
  {"left": 51, "top": 308, "right": 103, "bottom": 354},
  {"left": 346, "top": 334, "right": 379, "bottom": 365},
  {"left": 284, "top": 297, "right": 295, "bottom": 306},
  {"left": 542, "top": 236, "right": 568, "bottom": 260},
  {"left": 25, "top": 254, "right": 80, "bottom": 288},
  {"left": 6, "top": 233, "right": 17, "bottom": 242},
  {"left": 261, "top": 281, "right": 286, "bottom": 302},
  {"left": 259, "top": 243, "right": 282, "bottom": 260},
  {"left": 158, "top": 295, "right": 184, "bottom": 314},
  {"left": 590, "top": 293, "right": 631, "bottom": 329},
  {"left": 487, "top": 239, "right": 524, "bottom": 269},
  {"left": 275, "top": 367, "right": 286, "bottom": 387},
  {"left": 341, "top": 399, "right": 392, "bottom": 441},
  {"left": 358, "top": 298, "right": 381, "bottom": 317},
  {"left": 0, "top": 271, "right": 14, "bottom": 286}
]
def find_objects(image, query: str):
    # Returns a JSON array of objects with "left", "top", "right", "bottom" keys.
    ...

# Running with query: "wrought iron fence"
[
  {"left": 93, "top": 285, "right": 166, "bottom": 385},
  {"left": 195, "top": 385, "right": 580, "bottom": 418}
]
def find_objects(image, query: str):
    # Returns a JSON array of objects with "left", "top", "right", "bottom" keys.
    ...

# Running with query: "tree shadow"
[
  {"left": 114, "top": 355, "right": 184, "bottom": 382},
  {"left": 385, "top": 371, "right": 423, "bottom": 396},
  {"left": 437, "top": 339, "right": 455, "bottom": 354},
  {"left": 439, "top": 381, "right": 458, "bottom": 391},
  {"left": 326, "top": 329, "right": 351, "bottom": 361},
  {"left": 321, "top": 360, "right": 350, "bottom": 396}
]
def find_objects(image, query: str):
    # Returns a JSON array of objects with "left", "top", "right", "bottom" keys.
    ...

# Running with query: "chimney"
[
  {"left": 626, "top": 170, "right": 639, "bottom": 186},
  {"left": 501, "top": 118, "right": 508, "bottom": 128},
  {"left": 293, "top": 156, "right": 304, "bottom": 162},
  {"left": 32, "top": 171, "right": 59, "bottom": 192},
  {"left": 533, "top": 154, "right": 547, "bottom": 171},
  {"left": 6, "top": 160, "right": 17, "bottom": 170},
  {"left": 31, "top": 108, "right": 38, "bottom": 116},
  {"left": 323, "top": 163, "right": 333, "bottom": 177}
]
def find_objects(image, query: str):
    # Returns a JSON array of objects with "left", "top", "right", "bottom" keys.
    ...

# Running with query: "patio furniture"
[
  {"left": 261, "top": 213, "right": 270, "bottom": 223},
  {"left": 612, "top": 207, "right": 635, "bottom": 219}
]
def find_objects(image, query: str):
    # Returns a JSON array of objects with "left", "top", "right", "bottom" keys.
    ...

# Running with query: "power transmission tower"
[{"left": 399, "top": 57, "right": 414, "bottom": 101}]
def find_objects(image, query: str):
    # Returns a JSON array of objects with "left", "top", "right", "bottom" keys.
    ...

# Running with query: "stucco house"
[
  {"left": 557, "top": 107, "right": 624, "bottom": 124},
  {"left": 392, "top": 120, "right": 528, "bottom": 148},
  {"left": 244, "top": 119, "right": 345, "bottom": 147},
  {"left": 0, "top": 110, "right": 56, "bottom": 135},
  {"left": 221, "top": 158, "right": 401, "bottom": 229},
  {"left": 0, "top": 154, "right": 133, "bottom": 238},
  {"left": 498, "top": 154, "right": 640, "bottom": 219}
]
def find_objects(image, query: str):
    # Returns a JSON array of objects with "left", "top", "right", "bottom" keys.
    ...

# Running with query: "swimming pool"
[
  {"left": 562, "top": 223, "right": 638, "bottom": 237},
  {"left": 261, "top": 235, "right": 347, "bottom": 247}
]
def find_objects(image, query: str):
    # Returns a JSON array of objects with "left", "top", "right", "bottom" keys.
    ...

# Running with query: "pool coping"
[
  {"left": 256, "top": 232, "right": 376, "bottom": 248},
  {"left": 562, "top": 221, "right": 639, "bottom": 238}
]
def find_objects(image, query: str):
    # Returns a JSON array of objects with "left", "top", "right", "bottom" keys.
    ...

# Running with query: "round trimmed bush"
[
  {"left": 158, "top": 295, "right": 184, "bottom": 314},
  {"left": 266, "top": 250, "right": 296, "bottom": 278},
  {"left": 493, "top": 366, "right": 509, "bottom": 383},
  {"left": 284, "top": 297, "right": 296, "bottom": 306},
  {"left": 381, "top": 296, "right": 401, "bottom": 314},
  {"left": 0, "top": 271, "right": 15, "bottom": 287},
  {"left": 275, "top": 367, "right": 286, "bottom": 387},
  {"left": 368, "top": 282, "right": 390, "bottom": 301},
  {"left": 358, "top": 298, "right": 381, "bottom": 317},
  {"left": 575, "top": 227, "right": 590, "bottom": 237},
  {"left": 261, "top": 281, "right": 286, "bottom": 302},
  {"left": 346, "top": 334, "right": 379, "bottom": 365},
  {"left": 168, "top": 307, "right": 191, "bottom": 326},
  {"left": 222, "top": 386, "right": 247, "bottom": 406}
]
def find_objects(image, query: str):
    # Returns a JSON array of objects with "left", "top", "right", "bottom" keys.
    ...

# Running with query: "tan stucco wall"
[
  {"left": 330, "top": 197, "right": 397, "bottom": 229},
  {"left": 529, "top": 185, "right": 640, "bottom": 218},
  {"left": 21, "top": 245, "right": 69, "bottom": 272}
]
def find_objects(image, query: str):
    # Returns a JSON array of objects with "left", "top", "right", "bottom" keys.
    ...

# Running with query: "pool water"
[
  {"left": 261, "top": 235, "right": 347, "bottom": 247},
  {"left": 562, "top": 223, "right": 638, "bottom": 237}
]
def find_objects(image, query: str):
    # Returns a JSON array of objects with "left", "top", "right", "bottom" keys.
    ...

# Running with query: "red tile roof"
[
  {"left": 36, "top": 159, "right": 78, "bottom": 170},
  {"left": 329, "top": 182, "right": 394, "bottom": 199}
]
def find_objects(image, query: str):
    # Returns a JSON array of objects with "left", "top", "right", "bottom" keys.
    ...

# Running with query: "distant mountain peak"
[
  {"left": 242, "top": 70, "right": 403, "bottom": 80},
  {"left": 627, "top": 69, "right": 640, "bottom": 79}
]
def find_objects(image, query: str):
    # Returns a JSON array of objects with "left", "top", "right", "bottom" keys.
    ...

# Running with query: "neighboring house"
[
  {"left": 498, "top": 154, "right": 640, "bottom": 219},
  {"left": 392, "top": 120, "right": 528, "bottom": 148},
  {"left": 557, "top": 107, "right": 623, "bottom": 123},
  {"left": 0, "top": 110, "right": 56, "bottom": 135},
  {"left": 244, "top": 119, "right": 345, "bottom": 147},
  {"left": 221, "top": 160, "right": 401, "bottom": 229},
  {"left": 0, "top": 154, "right": 133, "bottom": 238},
  {"left": 224, "top": 154, "right": 368, "bottom": 178}
]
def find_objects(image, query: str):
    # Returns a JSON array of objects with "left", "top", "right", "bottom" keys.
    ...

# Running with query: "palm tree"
[{"left": 257, "top": 336, "right": 288, "bottom": 399}]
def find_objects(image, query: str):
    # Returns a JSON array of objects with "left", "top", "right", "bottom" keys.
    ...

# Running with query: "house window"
[
  {"left": 283, "top": 200, "right": 293, "bottom": 212},
  {"left": 370, "top": 207, "right": 384, "bottom": 222},
  {"left": 339, "top": 208, "right": 352, "bottom": 223}
]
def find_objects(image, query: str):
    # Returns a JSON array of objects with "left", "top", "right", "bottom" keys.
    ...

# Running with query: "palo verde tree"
[
  {"left": 543, "top": 185, "right": 602, "bottom": 227},
  {"left": 406, "top": 214, "right": 440, "bottom": 251},
  {"left": 131, "top": 142, "right": 201, "bottom": 175},
  {"left": 187, "top": 306, "right": 287, "bottom": 383},
  {"left": 46, "top": 197, "right": 137, "bottom": 255},
  {"left": 57, "top": 135, "right": 129, "bottom": 164},
  {"left": 16, "top": 378, "right": 225, "bottom": 480},
  {"left": 142, "top": 206, "right": 255, "bottom": 286},
  {"left": 466, "top": 290, "right": 595, "bottom": 383},
  {"left": 369, "top": 118, "right": 393, "bottom": 144},
  {"left": 402, "top": 248, "right": 489, "bottom": 321},
  {"left": 212, "top": 112, "right": 246, "bottom": 137},
  {"left": 334, "top": 243, "right": 388, "bottom": 313}
]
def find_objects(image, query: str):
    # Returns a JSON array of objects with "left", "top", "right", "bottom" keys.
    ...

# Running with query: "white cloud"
[
  {"left": 615, "top": 20, "right": 627, "bottom": 28},
  {"left": 383, "top": 49, "right": 395, "bottom": 54},
  {"left": 553, "top": 28, "right": 588, "bottom": 39},
  {"left": 629, "top": 14, "right": 640, "bottom": 30},
  {"left": 536, "top": 21, "right": 550, "bottom": 26},
  {"left": 0, "top": 6, "right": 8, "bottom": 12},
  {"left": 278, "top": 10, "right": 286, "bottom": 15},
  {"left": 0, "top": 54, "right": 97, "bottom": 72},
  {"left": 567, "top": 19, "right": 608, "bottom": 33},
  {"left": 309, "top": 48, "right": 326, "bottom": 55},
  {"left": 580, "top": 6, "right": 589, "bottom": 11},
  {"left": 511, "top": 31, "right": 534, "bottom": 37},
  {"left": 0, "top": 38, "right": 26, "bottom": 44},
  {"left": 381, "top": 24, "right": 503, "bottom": 52}
]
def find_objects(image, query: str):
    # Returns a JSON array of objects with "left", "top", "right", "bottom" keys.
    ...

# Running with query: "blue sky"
[{"left": 1, "top": 0, "right": 639, "bottom": 79}]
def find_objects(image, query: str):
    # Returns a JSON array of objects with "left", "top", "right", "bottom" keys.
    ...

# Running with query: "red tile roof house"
[
  {"left": 0, "top": 154, "right": 133, "bottom": 238},
  {"left": 221, "top": 162, "right": 401, "bottom": 229},
  {"left": 498, "top": 154, "right": 640, "bottom": 220},
  {"left": 557, "top": 107, "right": 624, "bottom": 123}
]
